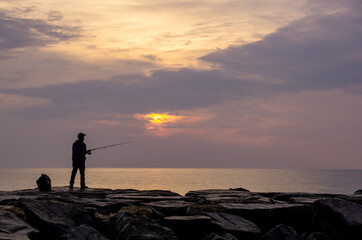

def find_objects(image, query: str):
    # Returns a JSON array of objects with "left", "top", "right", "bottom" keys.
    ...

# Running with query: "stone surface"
[
  {"left": 313, "top": 198, "right": 362, "bottom": 239},
  {"left": 353, "top": 190, "right": 362, "bottom": 195},
  {"left": 300, "top": 232, "right": 331, "bottom": 240},
  {"left": 200, "top": 232, "right": 238, "bottom": 240},
  {"left": 110, "top": 211, "right": 178, "bottom": 240},
  {"left": 163, "top": 215, "right": 211, "bottom": 240},
  {"left": 17, "top": 197, "right": 93, "bottom": 237},
  {"left": 0, "top": 210, "right": 38, "bottom": 240},
  {"left": 185, "top": 189, "right": 254, "bottom": 203},
  {"left": 58, "top": 224, "right": 109, "bottom": 240},
  {"left": 202, "top": 212, "right": 261, "bottom": 239},
  {"left": 220, "top": 202, "right": 313, "bottom": 232},
  {"left": 143, "top": 200, "right": 195, "bottom": 215},
  {"left": 0, "top": 187, "right": 361, "bottom": 240},
  {"left": 260, "top": 224, "right": 298, "bottom": 240}
]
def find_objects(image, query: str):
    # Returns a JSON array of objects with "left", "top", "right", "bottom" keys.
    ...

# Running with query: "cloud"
[
  {"left": 3, "top": 0, "right": 362, "bottom": 121},
  {"left": 2, "top": 68, "right": 254, "bottom": 119},
  {"left": 2, "top": 0, "right": 362, "bottom": 122},
  {"left": 0, "top": 9, "right": 80, "bottom": 50},
  {"left": 47, "top": 10, "right": 63, "bottom": 22},
  {"left": 202, "top": 1, "right": 362, "bottom": 91}
]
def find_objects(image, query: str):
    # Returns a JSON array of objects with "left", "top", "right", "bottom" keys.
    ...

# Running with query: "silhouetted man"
[{"left": 69, "top": 132, "right": 91, "bottom": 190}]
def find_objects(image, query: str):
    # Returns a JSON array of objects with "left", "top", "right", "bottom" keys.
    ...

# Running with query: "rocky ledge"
[{"left": 1, "top": 187, "right": 362, "bottom": 240}]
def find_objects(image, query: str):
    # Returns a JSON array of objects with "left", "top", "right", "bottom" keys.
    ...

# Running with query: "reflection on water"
[{"left": 0, "top": 168, "right": 361, "bottom": 195}]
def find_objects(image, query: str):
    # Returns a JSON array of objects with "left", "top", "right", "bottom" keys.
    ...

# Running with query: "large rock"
[
  {"left": 260, "top": 224, "right": 298, "bottom": 240},
  {"left": 143, "top": 200, "right": 195, "bottom": 216},
  {"left": 201, "top": 232, "right": 238, "bottom": 240},
  {"left": 58, "top": 224, "right": 109, "bottom": 240},
  {"left": 313, "top": 198, "right": 362, "bottom": 239},
  {"left": 0, "top": 210, "right": 38, "bottom": 240},
  {"left": 163, "top": 215, "right": 211, "bottom": 239},
  {"left": 220, "top": 202, "right": 313, "bottom": 232},
  {"left": 300, "top": 232, "right": 331, "bottom": 240},
  {"left": 110, "top": 211, "right": 178, "bottom": 240},
  {"left": 202, "top": 212, "right": 261, "bottom": 239},
  {"left": 17, "top": 198, "right": 93, "bottom": 237}
]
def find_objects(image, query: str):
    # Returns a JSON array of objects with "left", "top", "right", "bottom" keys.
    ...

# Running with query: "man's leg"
[
  {"left": 79, "top": 161, "right": 86, "bottom": 189},
  {"left": 69, "top": 161, "right": 78, "bottom": 188}
]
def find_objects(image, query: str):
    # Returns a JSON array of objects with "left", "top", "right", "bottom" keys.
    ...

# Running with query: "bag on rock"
[{"left": 36, "top": 174, "right": 52, "bottom": 191}]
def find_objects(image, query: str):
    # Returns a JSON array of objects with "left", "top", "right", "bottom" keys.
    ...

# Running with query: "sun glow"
[{"left": 136, "top": 112, "right": 185, "bottom": 133}]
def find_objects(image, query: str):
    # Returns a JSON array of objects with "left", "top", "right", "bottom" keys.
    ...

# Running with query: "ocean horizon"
[{"left": 1, "top": 168, "right": 361, "bottom": 195}]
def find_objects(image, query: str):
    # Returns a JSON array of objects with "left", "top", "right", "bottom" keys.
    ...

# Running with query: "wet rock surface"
[{"left": 0, "top": 187, "right": 361, "bottom": 239}]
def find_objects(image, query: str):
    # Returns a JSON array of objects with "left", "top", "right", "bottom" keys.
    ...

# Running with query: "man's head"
[{"left": 77, "top": 132, "right": 86, "bottom": 141}]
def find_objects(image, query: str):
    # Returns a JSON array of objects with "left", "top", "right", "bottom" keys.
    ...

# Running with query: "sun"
[
  {"left": 136, "top": 112, "right": 184, "bottom": 131},
  {"left": 151, "top": 114, "right": 164, "bottom": 123}
]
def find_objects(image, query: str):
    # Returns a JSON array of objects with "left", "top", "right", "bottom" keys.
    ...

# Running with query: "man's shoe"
[
  {"left": 68, "top": 185, "right": 73, "bottom": 189},
  {"left": 80, "top": 186, "right": 88, "bottom": 190}
]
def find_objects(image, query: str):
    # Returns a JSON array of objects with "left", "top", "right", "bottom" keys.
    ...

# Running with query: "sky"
[{"left": 1, "top": 0, "right": 362, "bottom": 168}]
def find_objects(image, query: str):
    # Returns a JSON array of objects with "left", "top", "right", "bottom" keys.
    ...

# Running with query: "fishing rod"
[{"left": 89, "top": 141, "right": 133, "bottom": 152}]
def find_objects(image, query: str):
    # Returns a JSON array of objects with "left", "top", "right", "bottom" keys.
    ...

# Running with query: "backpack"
[{"left": 36, "top": 174, "right": 52, "bottom": 191}]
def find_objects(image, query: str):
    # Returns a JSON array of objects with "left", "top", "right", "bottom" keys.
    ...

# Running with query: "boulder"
[
  {"left": 272, "top": 193, "right": 344, "bottom": 202},
  {"left": 353, "top": 190, "right": 362, "bottom": 195},
  {"left": 110, "top": 211, "right": 178, "bottom": 240},
  {"left": 143, "top": 200, "right": 195, "bottom": 216},
  {"left": 58, "top": 224, "right": 109, "bottom": 240},
  {"left": 17, "top": 198, "right": 92, "bottom": 237},
  {"left": 313, "top": 198, "right": 362, "bottom": 239},
  {"left": 260, "top": 224, "right": 298, "bottom": 240},
  {"left": 220, "top": 202, "right": 313, "bottom": 232},
  {"left": 186, "top": 204, "right": 227, "bottom": 215},
  {"left": 0, "top": 210, "right": 38, "bottom": 240},
  {"left": 202, "top": 212, "right": 261, "bottom": 239},
  {"left": 163, "top": 215, "right": 211, "bottom": 239},
  {"left": 300, "top": 232, "right": 331, "bottom": 240},
  {"left": 200, "top": 232, "right": 238, "bottom": 240}
]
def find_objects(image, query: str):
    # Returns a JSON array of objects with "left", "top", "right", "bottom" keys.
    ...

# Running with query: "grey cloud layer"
[
  {"left": 203, "top": 3, "right": 362, "bottom": 91},
  {"left": 0, "top": 10, "right": 80, "bottom": 50},
  {"left": 6, "top": 69, "right": 254, "bottom": 118}
]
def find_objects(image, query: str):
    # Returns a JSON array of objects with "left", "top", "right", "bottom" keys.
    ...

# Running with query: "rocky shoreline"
[{"left": 1, "top": 187, "right": 362, "bottom": 240}]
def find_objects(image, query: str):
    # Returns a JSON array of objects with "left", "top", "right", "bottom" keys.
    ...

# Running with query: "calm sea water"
[{"left": 0, "top": 168, "right": 361, "bottom": 195}]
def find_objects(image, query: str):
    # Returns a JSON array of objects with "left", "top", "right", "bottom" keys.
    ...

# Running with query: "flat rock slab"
[
  {"left": 0, "top": 210, "right": 38, "bottom": 240},
  {"left": 144, "top": 200, "right": 195, "bottom": 215},
  {"left": 203, "top": 212, "right": 260, "bottom": 239},
  {"left": 185, "top": 189, "right": 253, "bottom": 203},
  {"left": 272, "top": 193, "right": 345, "bottom": 202},
  {"left": 108, "top": 194, "right": 182, "bottom": 201},
  {"left": 313, "top": 198, "right": 362, "bottom": 239},
  {"left": 107, "top": 189, "right": 181, "bottom": 197},
  {"left": 110, "top": 211, "right": 178, "bottom": 240},
  {"left": 17, "top": 198, "right": 93, "bottom": 237}
]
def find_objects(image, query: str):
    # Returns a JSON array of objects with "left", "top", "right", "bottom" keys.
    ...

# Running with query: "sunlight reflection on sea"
[{"left": 0, "top": 168, "right": 361, "bottom": 195}]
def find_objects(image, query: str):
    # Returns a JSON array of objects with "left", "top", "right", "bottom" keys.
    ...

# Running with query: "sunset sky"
[{"left": 1, "top": 0, "right": 362, "bottom": 168}]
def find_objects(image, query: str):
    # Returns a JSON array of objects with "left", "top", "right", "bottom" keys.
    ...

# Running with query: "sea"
[{"left": 0, "top": 168, "right": 361, "bottom": 195}]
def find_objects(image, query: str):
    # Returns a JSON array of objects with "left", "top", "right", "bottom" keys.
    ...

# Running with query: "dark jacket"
[{"left": 72, "top": 140, "right": 87, "bottom": 161}]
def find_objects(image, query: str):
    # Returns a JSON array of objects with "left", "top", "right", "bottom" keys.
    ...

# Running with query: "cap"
[{"left": 77, "top": 132, "right": 86, "bottom": 139}]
